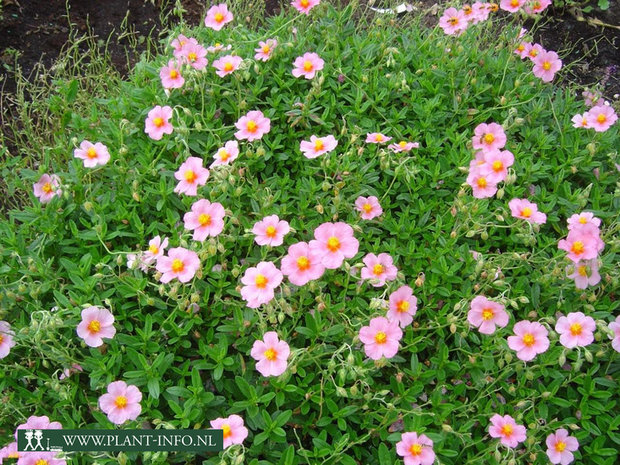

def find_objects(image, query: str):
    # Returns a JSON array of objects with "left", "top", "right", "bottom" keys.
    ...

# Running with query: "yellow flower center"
[
  {"left": 264, "top": 348, "right": 278, "bottom": 361},
  {"left": 529, "top": 49, "right": 539, "bottom": 57},
  {"left": 115, "top": 395, "right": 128, "bottom": 408},
  {"left": 219, "top": 149, "right": 230, "bottom": 161},
  {"left": 517, "top": 44, "right": 525, "bottom": 52},
  {"left": 255, "top": 274, "right": 268, "bottom": 288},
  {"left": 579, "top": 216, "right": 588, "bottom": 224},
  {"left": 297, "top": 256, "right": 310, "bottom": 271},
  {"left": 9, "top": 452, "right": 19, "bottom": 459},
  {"left": 597, "top": 114, "right": 607, "bottom": 124},
  {"left": 399, "top": 141, "right": 407, "bottom": 148},
  {"left": 501, "top": 424, "right": 513, "bottom": 436},
  {"left": 577, "top": 265, "right": 588, "bottom": 277},
  {"left": 533, "top": 1, "right": 541, "bottom": 8},
  {"left": 373, "top": 264, "right": 384, "bottom": 276},
  {"left": 374, "top": 331, "right": 387, "bottom": 344},
  {"left": 448, "top": 17, "right": 459, "bottom": 25},
  {"left": 184, "top": 170, "right": 197, "bottom": 183},
  {"left": 363, "top": 203, "right": 373, "bottom": 213},
  {"left": 0, "top": 334, "right": 3, "bottom": 345},
  {"left": 246, "top": 120, "right": 257, "bottom": 133},
  {"left": 555, "top": 441, "right": 566, "bottom": 452},
  {"left": 375, "top": 134, "right": 384, "bottom": 142},
  {"left": 149, "top": 245, "right": 159, "bottom": 255},
  {"left": 42, "top": 182, "right": 53, "bottom": 194},
  {"left": 477, "top": 177, "right": 487, "bottom": 188},
  {"left": 222, "top": 424, "right": 232, "bottom": 438},
  {"left": 542, "top": 61, "right": 551, "bottom": 71},
  {"left": 214, "top": 12, "right": 224, "bottom": 23},
  {"left": 199, "top": 213, "right": 212, "bottom": 226},
  {"left": 521, "top": 207, "right": 532, "bottom": 218},
  {"left": 301, "top": 0, "right": 310, "bottom": 6},
  {"left": 224, "top": 62, "right": 234, "bottom": 72},
  {"left": 396, "top": 300, "right": 409, "bottom": 313},
  {"left": 88, "top": 320, "right": 101, "bottom": 333},
  {"left": 409, "top": 444, "right": 423, "bottom": 456},
  {"left": 327, "top": 237, "right": 340, "bottom": 252},
  {"left": 571, "top": 241, "right": 584, "bottom": 255},
  {"left": 169, "top": 69, "right": 179, "bottom": 79},
  {"left": 490, "top": 3, "right": 499, "bottom": 11},
  {"left": 171, "top": 258, "right": 185, "bottom": 273},
  {"left": 483, "top": 133, "right": 495, "bottom": 144},
  {"left": 187, "top": 52, "right": 197, "bottom": 62},
  {"left": 87, "top": 147, "right": 98, "bottom": 159},
  {"left": 570, "top": 323, "right": 582, "bottom": 336},
  {"left": 463, "top": 5, "right": 473, "bottom": 14},
  {"left": 262, "top": 45, "right": 270, "bottom": 53},
  {"left": 153, "top": 117, "right": 164, "bottom": 128},
  {"left": 482, "top": 308, "right": 494, "bottom": 321},
  {"left": 215, "top": 43, "right": 221, "bottom": 48},
  {"left": 510, "top": 0, "right": 519, "bottom": 7},
  {"left": 314, "top": 139, "right": 324, "bottom": 151},
  {"left": 35, "top": 460, "right": 48, "bottom": 465},
  {"left": 303, "top": 60, "right": 313, "bottom": 72},
  {"left": 266, "top": 225, "right": 277, "bottom": 237},
  {"left": 492, "top": 160, "right": 503, "bottom": 172},
  {"left": 522, "top": 333, "right": 535, "bottom": 347}
]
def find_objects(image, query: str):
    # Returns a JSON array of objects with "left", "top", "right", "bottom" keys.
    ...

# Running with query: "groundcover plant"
[{"left": 1, "top": 1, "right": 619, "bottom": 464}]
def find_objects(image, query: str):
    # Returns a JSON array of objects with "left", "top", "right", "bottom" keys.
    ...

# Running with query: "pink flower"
[
  {"left": 143, "top": 235, "right": 169, "bottom": 265},
  {"left": 76, "top": 306, "right": 116, "bottom": 348},
  {"left": 525, "top": 0, "right": 552, "bottom": 14},
  {"left": 507, "top": 320, "right": 550, "bottom": 362},
  {"left": 180, "top": 42, "right": 208, "bottom": 70},
  {"left": 472, "top": 123, "right": 506, "bottom": 152},
  {"left": 240, "top": 261, "right": 283, "bottom": 308},
  {"left": 361, "top": 253, "right": 398, "bottom": 287},
  {"left": 355, "top": 196, "right": 382, "bottom": 220},
  {"left": 299, "top": 135, "right": 338, "bottom": 158},
  {"left": 584, "top": 104, "right": 618, "bottom": 132},
  {"left": 173, "top": 157, "right": 210, "bottom": 196},
  {"left": 571, "top": 113, "right": 590, "bottom": 128},
  {"left": 479, "top": 149, "right": 514, "bottom": 182},
  {"left": 156, "top": 247, "right": 200, "bottom": 283},
  {"left": 0, "top": 442, "right": 19, "bottom": 462},
  {"left": 466, "top": 170, "right": 498, "bottom": 198},
  {"left": 396, "top": 432, "right": 435, "bottom": 465},
  {"left": 210, "top": 415, "right": 248, "bottom": 449},
  {"left": 292, "top": 52, "right": 324, "bottom": 79},
  {"left": 567, "top": 260, "right": 601, "bottom": 289},
  {"left": 160, "top": 59, "right": 184, "bottom": 89},
  {"left": 309, "top": 222, "right": 359, "bottom": 269},
  {"left": 508, "top": 198, "right": 547, "bottom": 224},
  {"left": 145, "top": 105, "right": 173, "bottom": 140},
  {"left": 558, "top": 230, "right": 600, "bottom": 263},
  {"left": 18, "top": 452, "right": 66, "bottom": 465},
  {"left": 488, "top": 414, "right": 527, "bottom": 448},
  {"left": 582, "top": 89, "right": 602, "bottom": 107},
  {"left": 211, "top": 140, "right": 239, "bottom": 167},
  {"left": 359, "top": 317, "right": 403, "bottom": 360},
  {"left": 514, "top": 41, "right": 530, "bottom": 59},
  {"left": 555, "top": 312, "right": 595, "bottom": 349},
  {"left": 234, "top": 110, "right": 271, "bottom": 141},
  {"left": 608, "top": 316, "right": 620, "bottom": 353},
  {"left": 252, "top": 215, "right": 290, "bottom": 247},
  {"left": 15, "top": 416, "right": 62, "bottom": 441},
  {"left": 99, "top": 381, "right": 142, "bottom": 425},
  {"left": 366, "top": 132, "right": 392, "bottom": 144},
  {"left": 471, "top": 2, "right": 491, "bottom": 23},
  {"left": 0, "top": 321, "right": 16, "bottom": 359},
  {"left": 183, "top": 199, "right": 226, "bottom": 241},
  {"left": 255, "top": 39, "right": 277, "bottom": 61},
  {"left": 567, "top": 212, "right": 601, "bottom": 231},
  {"left": 291, "top": 0, "right": 321, "bottom": 15},
  {"left": 500, "top": 0, "right": 524, "bottom": 12},
  {"left": 250, "top": 331, "right": 290, "bottom": 377},
  {"left": 546, "top": 429, "right": 579, "bottom": 465},
  {"left": 467, "top": 296, "right": 509, "bottom": 335},
  {"left": 206, "top": 43, "right": 231, "bottom": 53},
  {"left": 533, "top": 50, "right": 562, "bottom": 82},
  {"left": 281, "top": 241, "right": 325, "bottom": 286},
  {"left": 213, "top": 54, "right": 243, "bottom": 77},
  {"left": 388, "top": 140, "right": 419, "bottom": 152},
  {"left": 171, "top": 34, "right": 196, "bottom": 57},
  {"left": 387, "top": 286, "right": 418, "bottom": 328},
  {"left": 33, "top": 174, "right": 62, "bottom": 204},
  {"left": 525, "top": 43, "right": 544, "bottom": 61},
  {"left": 439, "top": 8, "right": 468, "bottom": 35},
  {"left": 204, "top": 3, "right": 233, "bottom": 30},
  {"left": 74, "top": 140, "right": 110, "bottom": 168}
]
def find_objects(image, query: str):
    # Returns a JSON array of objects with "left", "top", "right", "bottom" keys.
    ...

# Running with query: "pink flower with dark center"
[
  {"left": 183, "top": 199, "right": 226, "bottom": 241},
  {"left": 500, "top": 0, "right": 524, "bottom": 13},
  {"left": 466, "top": 169, "right": 498, "bottom": 198},
  {"left": 439, "top": 8, "right": 468, "bottom": 35},
  {"left": 160, "top": 60, "right": 184, "bottom": 89},
  {"left": 255, "top": 39, "right": 277, "bottom": 61},
  {"left": 204, "top": 3, "right": 233, "bottom": 30},
  {"left": 156, "top": 247, "right": 200, "bottom": 283},
  {"left": 488, "top": 414, "right": 527, "bottom": 448},
  {"left": 567, "top": 260, "right": 601, "bottom": 289},
  {"left": 524, "top": 43, "right": 544, "bottom": 61},
  {"left": 33, "top": 174, "right": 62, "bottom": 204},
  {"left": 388, "top": 140, "right": 419, "bottom": 152},
  {"left": 180, "top": 42, "right": 208, "bottom": 70},
  {"left": 546, "top": 429, "right": 579, "bottom": 465},
  {"left": 479, "top": 149, "right": 514, "bottom": 182},
  {"left": 292, "top": 52, "right": 324, "bottom": 79},
  {"left": 567, "top": 212, "right": 601, "bottom": 231},
  {"left": 145, "top": 105, "right": 173, "bottom": 140},
  {"left": 74, "top": 140, "right": 110, "bottom": 168},
  {"left": 571, "top": 113, "right": 590, "bottom": 128},
  {"left": 299, "top": 135, "right": 338, "bottom": 159},
  {"left": 558, "top": 230, "right": 600, "bottom": 263},
  {"left": 584, "top": 104, "right": 618, "bottom": 132},
  {"left": 0, "top": 321, "right": 16, "bottom": 359},
  {"left": 396, "top": 432, "right": 435, "bottom": 465},
  {"left": 250, "top": 331, "right": 290, "bottom": 377},
  {"left": 508, "top": 198, "right": 547, "bottom": 224},
  {"left": 507, "top": 320, "right": 550, "bottom": 362},
  {"left": 210, "top": 415, "right": 248, "bottom": 448},
  {"left": 387, "top": 286, "right": 418, "bottom": 328},
  {"left": 173, "top": 157, "right": 210, "bottom": 196},
  {"left": 309, "top": 222, "right": 359, "bottom": 269},
  {"left": 366, "top": 132, "right": 392, "bottom": 144},
  {"left": 355, "top": 195, "right": 383, "bottom": 220},
  {"left": 472, "top": 123, "right": 506, "bottom": 152},
  {"left": 76, "top": 306, "right": 116, "bottom": 347},
  {"left": 533, "top": 50, "right": 562, "bottom": 82},
  {"left": 555, "top": 312, "right": 595, "bottom": 348},
  {"left": 609, "top": 316, "right": 620, "bottom": 353},
  {"left": 234, "top": 110, "right": 271, "bottom": 141},
  {"left": 467, "top": 296, "right": 509, "bottom": 335},
  {"left": 361, "top": 253, "right": 398, "bottom": 287},
  {"left": 143, "top": 236, "right": 169, "bottom": 265},
  {"left": 99, "top": 381, "right": 142, "bottom": 425},
  {"left": 291, "top": 0, "right": 321, "bottom": 14},
  {"left": 213, "top": 54, "right": 243, "bottom": 77},
  {"left": 252, "top": 215, "right": 290, "bottom": 247},
  {"left": 359, "top": 317, "right": 403, "bottom": 360},
  {"left": 281, "top": 241, "right": 325, "bottom": 286},
  {"left": 211, "top": 140, "right": 239, "bottom": 167},
  {"left": 240, "top": 261, "right": 283, "bottom": 308}
]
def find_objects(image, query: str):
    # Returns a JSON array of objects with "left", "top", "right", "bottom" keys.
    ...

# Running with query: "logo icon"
[{"left": 21, "top": 430, "right": 45, "bottom": 451}]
